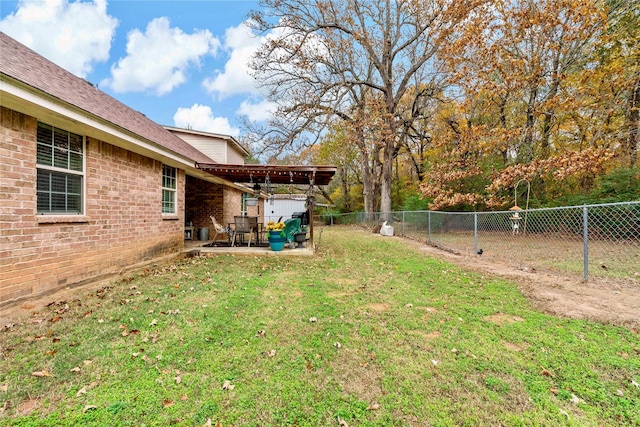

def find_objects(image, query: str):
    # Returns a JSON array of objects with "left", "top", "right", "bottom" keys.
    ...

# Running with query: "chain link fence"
[{"left": 320, "top": 202, "right": 640, "bottom": 285}]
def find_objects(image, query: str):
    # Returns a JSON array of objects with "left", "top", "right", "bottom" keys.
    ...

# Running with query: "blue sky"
[{"left": 0, "top": 0, "right": 276, "bottom": 138}]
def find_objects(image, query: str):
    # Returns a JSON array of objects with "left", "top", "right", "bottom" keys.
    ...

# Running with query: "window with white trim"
[
  {"left": 36, "top": 123, "right": 84, "bottom": 214},
  {"left": 162, "top": 165, "right": 177, "bottom": 214}
]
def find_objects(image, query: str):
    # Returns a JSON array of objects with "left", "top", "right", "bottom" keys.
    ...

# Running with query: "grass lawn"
[{"left": 1, "top": 227, "right": 638, "bottom": 426}]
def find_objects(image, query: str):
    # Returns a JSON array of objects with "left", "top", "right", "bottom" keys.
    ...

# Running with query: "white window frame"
[
  {"left": 162, "top": 164, "right": 177, "bottom": 214},
  {"left": 36, "top": 122, "right": 85, "bottom": 215}
]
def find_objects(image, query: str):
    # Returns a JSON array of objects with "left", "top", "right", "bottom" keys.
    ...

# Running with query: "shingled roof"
[{"left": 0, "top": 32, "right": 212, "bottom": 164}]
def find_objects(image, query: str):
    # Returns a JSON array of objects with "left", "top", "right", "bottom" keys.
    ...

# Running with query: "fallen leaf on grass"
[
  {"left": 222, "top": 380, "right": 235, "bottom": 390},
  {"left": 570, "top": 394, "right": 582, "bottom": 404},
  {"left": 632, "top": 379, "right": 639, "bottom": 388},
  {"left": 334, "top": 342, "right": 342, "bottom": 349},
  {"left": 150, "top": 319, "right": 158, "bottom": 326},
  {"left": 180, "top": 395, "right": 188, "bottom": 401},
  {"left": 366, "top": 403, "right": 380, "bottom": 410},
  {"left": 174, "top": 375, "right": 182, "bottom": 384},
  {"left": 76, "top": 386, "right": 87, "bottom": 397},
  {"left": 70, "top": 367, "right": 81, "bottom": 373},
  {"left": 31, "top": 370, "right": 53, "bottom": 377},
  {"left": 163, "top": 399, "right": 174, "bottom": 408},
  {"left": 540, "top": 368, "right": 554, "bottom": 377},
  {"left": 256, "top": 330, "right": 266, "bottom": 337},
  {"left": 0, "top": 384, "right": 8, "bottom": 392},
  {"left": 50, "top": 315, "right": 62, "bottom": 323},
  {"left": 337, "top": 416, "right": 349, "bottom": 426},
  {"left": 267, "top": 349, "right": 276, "bottom": 357},
  {"left": 431, "top": 360, "right": 438, "bottom": 366},
  {"left": 550, "top": 388, "right": 558, "bottom": 395},
  {"left": 309, "top": 317, "right": 317, "bottom": 322},
  {"left": 82, "top": 405, "right": 97, "bottom": 413}
]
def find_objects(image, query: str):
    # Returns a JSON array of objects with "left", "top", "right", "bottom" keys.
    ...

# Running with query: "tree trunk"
[
  {"left": 380, "top": 139, "right": 394, "bottom": 222},
  {"left": 626, "top": 74, "right": 640, "bottom": 167},
  {"left": 540, "top": 60, "right": 561, "bottom": 159},
  {"left": 521, "top": 84, "right": 538, "bottom": 162},
  {"left": 340, "top": 167, "right": 351, "bottom": 211}
]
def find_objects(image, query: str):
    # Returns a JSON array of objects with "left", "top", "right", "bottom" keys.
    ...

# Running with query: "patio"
[{"left": 183, "top": 238, "right": 314, "bottom": 257}]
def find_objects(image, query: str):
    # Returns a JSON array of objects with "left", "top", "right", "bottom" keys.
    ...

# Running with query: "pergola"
[
  {"left": 195, "top": 163, "right": 337, "bottom": 186},
  {"left": 196, "top": 163, "right": 337, "bottom": 249}
]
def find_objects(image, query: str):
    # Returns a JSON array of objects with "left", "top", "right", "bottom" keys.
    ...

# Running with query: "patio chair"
[
  {"left": 282, "top": 218, "right": 301, "bottom": 248},
  {"left": 210, "top": 216, "right": 232, "bottom": 245},
  {"left": 231, "top": 215, "right": 258, "bottom": 247}
]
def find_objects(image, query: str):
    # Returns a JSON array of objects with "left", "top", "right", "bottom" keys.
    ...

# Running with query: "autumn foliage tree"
[
  {"left": 419, "top": 0, "right": 637, "bottom": 210},
  {"left": 247, "top": 0, "right": 638, "bottom": 213},
  {"left": 249, "top": 0, "right": 485, "bottom": 219}
]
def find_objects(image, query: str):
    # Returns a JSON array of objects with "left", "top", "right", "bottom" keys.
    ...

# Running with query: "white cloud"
[
  {"left": 173, "top": 104, "right": 240, "bottom": 137},
  {"left": 0, "top": 0, "right": 118, "bottom": 78},
  {"left": 104, "top": 17, "right": 220, "bottom": 95},
  {"left": 202, "top": 21, "right": 263, "bottom": 99},
  {"left": 237, "top": 98, "right": 277, "bottom": 122}
]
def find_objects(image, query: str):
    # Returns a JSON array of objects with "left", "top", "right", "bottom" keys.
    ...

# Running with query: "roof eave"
[{"left": 1, "top": 75, "right": 196, "bottom": 169}]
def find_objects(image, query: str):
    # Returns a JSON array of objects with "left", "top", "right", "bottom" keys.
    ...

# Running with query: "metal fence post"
[
  {"left": 474, "top": 212, "right": 478, "bottom": 256},
  {"left": 428, "top": 211, "right": 431, "bottom": 243},
  {"left": 402, "top": 211, "right": 405, "bottom": 236},
  {"left": 583, "top": 205, "right": 588, "bottom": 281},
  {"left": 330, "top": 213, "right": 334, "bottom": 226}
]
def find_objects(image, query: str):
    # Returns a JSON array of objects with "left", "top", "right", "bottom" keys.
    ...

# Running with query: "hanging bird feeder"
[
  {"left": 511, "top": 178, "right": 531, "bottom": 236},
  {"left": 509, "top": 205, "right": 523, "bottom": 235}
]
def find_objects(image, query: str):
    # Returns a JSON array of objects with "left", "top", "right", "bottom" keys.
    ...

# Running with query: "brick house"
[{"left": 0, "top": 32, "right": 255, "bottom": 305}]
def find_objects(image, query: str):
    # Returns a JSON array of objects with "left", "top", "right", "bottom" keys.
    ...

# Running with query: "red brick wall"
[
  {"left": 223, "top": 187, "right": 244, "bottom": 226},
  {"left": 0, "top": 107, "right": 185, "bottom": 305},
  {"left": 184, "top": 177, "right": 257, "bottom": 240},
  {"left": 185, "top": 175, "right": 224, "bottom": 232}
]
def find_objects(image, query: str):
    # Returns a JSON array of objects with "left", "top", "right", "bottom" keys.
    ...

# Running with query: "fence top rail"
[{"left": 329, "top": 201, "right": 639, "bottom": 217}]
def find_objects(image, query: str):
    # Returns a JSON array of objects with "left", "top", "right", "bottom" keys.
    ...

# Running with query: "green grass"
[{"left": 1, "top": 227, "right": 638, "bottom": 426}]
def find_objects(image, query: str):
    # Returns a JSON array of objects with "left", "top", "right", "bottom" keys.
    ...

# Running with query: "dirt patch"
[
  {"left": 502, "top": 341, "right": 527, "bottom": 352},
  {"left": 367, "top": 303, "right": 391, "bottom": 312},
  {"left": 484, "top": 313, "right": 525, "bottom": 326},
  {"left": 397, "top": 235, "right": 640, "bottom": 330},
  {"left": 413, "top": 330, "right": 441, "bottom": 340},
  {"left": 17, "top": 399, "right": 39, "bottom": 416},
  {"left": 330, "top": 349, "right": 383, "bottom": 404},
  {"left": 335, "top": 278, "right": 358, "bottom": 286},
  {"left": 327, "top": 291, "right": 354, "bottom": 298}
]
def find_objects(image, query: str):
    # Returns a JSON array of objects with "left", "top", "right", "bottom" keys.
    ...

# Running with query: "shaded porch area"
[{"left": 190, "top": 163, "right": 337, "bottom": 254}]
